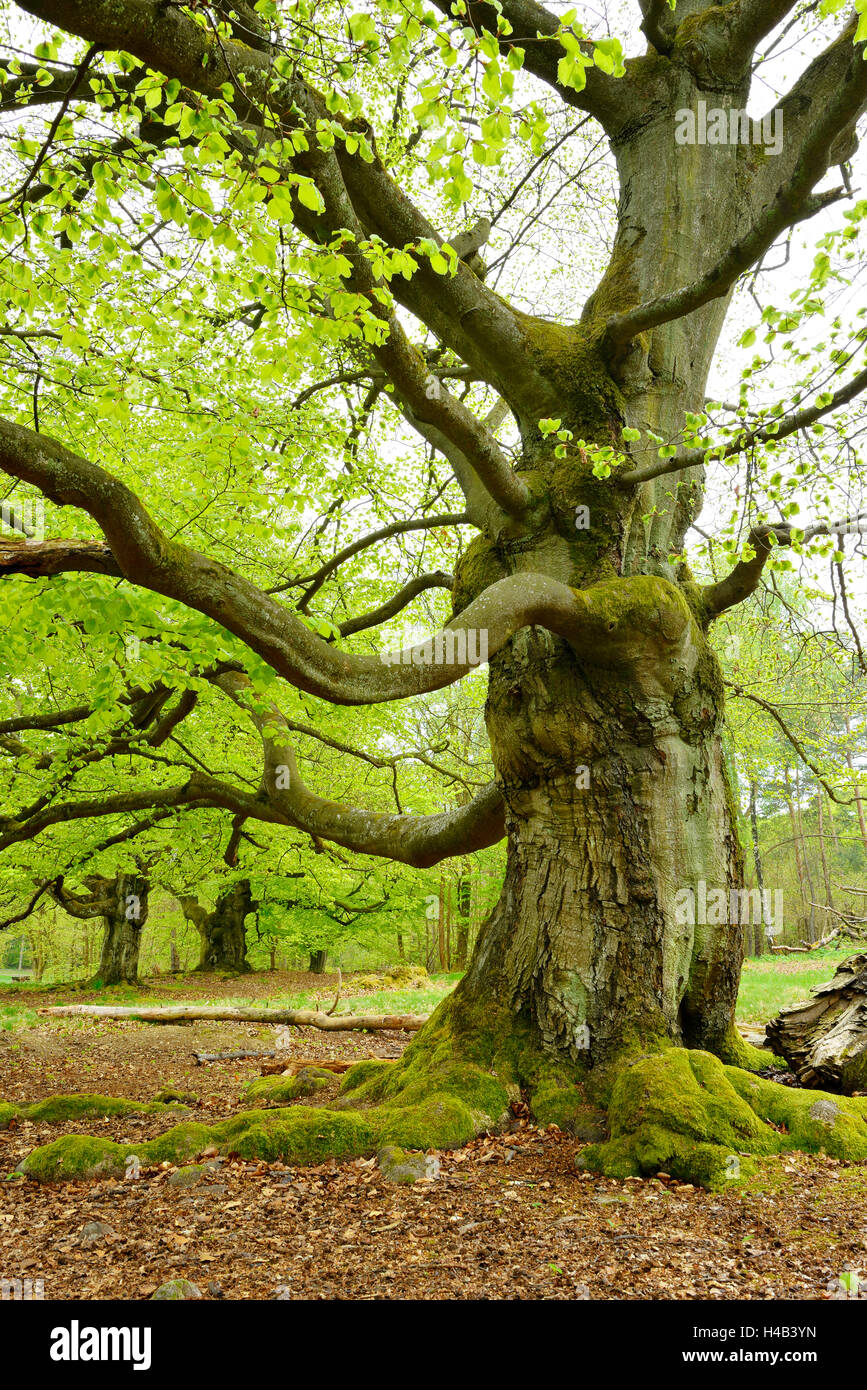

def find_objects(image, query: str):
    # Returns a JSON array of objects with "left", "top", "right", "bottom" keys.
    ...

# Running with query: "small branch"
[
  {"left": 725, "top": 684, "right": 851, "bottom": 806},
  {"left": 326, "top": 967, "right": 342, "bottom": 1017},
  {"left": 619, "top": 360, "right": 867, "bottom": 488},
  {"left": 638, "top": 0, "right": 676, "bottom": 53},
  {"left": 704, "top": 512, "right": 867, "bottom": 616},
  {"left": 338, "top": 571, "right": 454, "bottom": 637}
]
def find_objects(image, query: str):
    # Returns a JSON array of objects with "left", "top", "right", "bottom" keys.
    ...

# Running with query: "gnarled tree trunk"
[
  {"left": 96, "top": 874, "right": 149, "bottom": 986},
  {"left": 179, "top": 881, "right": 256, "bottom": 974}
]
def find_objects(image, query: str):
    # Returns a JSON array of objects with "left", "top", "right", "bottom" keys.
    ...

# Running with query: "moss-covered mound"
[
  {"left": 0, "top": 1092, "right": 190, "bottom": 1128},
  {"left": 14, "top": 1106, "right": 377, "bottom": 1181},
  {"left": 242, "top": 1068, "right": 337, "bottom": 1106},
  {"left": 579, "top": 1048, "right": 867, "bottom": 1190}
]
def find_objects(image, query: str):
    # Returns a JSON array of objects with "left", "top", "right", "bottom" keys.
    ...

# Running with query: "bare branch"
[
  {"left": 704, "top": 513, "right": 867, "bottom": 617},
  {"left": 338, "top": 572, "right": 454, "bottom": 638},
  {"left": 637, "top": 0, "right": 677, "bottom": 53},
  {"left": 619, "top": 359, "right": 867, "bottom": 488}
]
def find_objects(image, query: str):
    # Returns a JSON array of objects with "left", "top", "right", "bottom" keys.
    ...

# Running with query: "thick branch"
[
  {"left": 0, "top": 417, "right": 661, "bottom": 704},
  {"left": 15, "top": 0, "right": 552, "bottom": 421},
  {"left": 427, "top": 0, "right": 643, "bottom": 136},
  {"left": 605, "top": 17, "right": 867, "bottom": 351},
  {"left": 637, "top": 0, "right": 677, "bottom": 53}
]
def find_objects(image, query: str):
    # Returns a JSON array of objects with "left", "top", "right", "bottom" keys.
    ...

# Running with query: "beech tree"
[{"left": 4, "top": 0, "right": 867, "bottom": 1184}]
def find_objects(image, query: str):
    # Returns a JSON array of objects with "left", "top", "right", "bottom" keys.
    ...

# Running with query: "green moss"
[
  {"left": 0, "top": 1102, "right": 18, "bottom": 1129},
  {"left": 452, "top": 535, "right": 507, "bottom": 616},
  {"left": 153, "top": 1088, "right": 199, "bottom": 1105},
  {"left": 579, "top": 1049, "right": 782, "bottom": 1190},
  {"left": 339, "top": 1058, "right": 394, "bottom": 1096},
  {"left": 580, "top": 1047, "right": 867, "bottom": 1191},
  {"left": 25, "top": 1094, "right": 189, "bottom": 1123},
  {"left": 715, "top": 1026, "right": 784, "bottom": 1074},
  {"left": 15, "top": 1134, "right": 128, "bottom": 1183},
  {"left": 217, "top": 1107, "right": 376, "bottom": 1163},
  {"left": 242, "top": 1069, "right": 336, "bottom": 1105},
  {"left": 151, "top": 1279, "right": 202, "bottom": 1301},
  {"left": 726, "top": 1072, "right": 867, "bottom": 1161},
  {"left": 530, "top": 1064, "right": 602, "bottom": 1136},
  {"left": 167, "top": 1164, "right": 209, "bottom": 1188},
  {"left": 515, "top": 316, "right": 626, "bottom": 445},
  {"left": 377, "top": 1094, "right": 479, "bottom": 1149}
]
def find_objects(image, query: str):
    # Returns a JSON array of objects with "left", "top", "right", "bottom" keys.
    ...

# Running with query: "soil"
[{"left": 1, "top": 972, "right": 866, "bottom": 1301}]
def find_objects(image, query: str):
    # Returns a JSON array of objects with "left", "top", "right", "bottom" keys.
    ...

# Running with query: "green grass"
[
  {"left": 0, "top": 1003, "right": 39, "bottom": 1031},
  {"left": 736, "top": 948, "right": 852, "bottom": 1027},
  {"left": 0, "top": 973, "right": 459, "bottom": 1030}
]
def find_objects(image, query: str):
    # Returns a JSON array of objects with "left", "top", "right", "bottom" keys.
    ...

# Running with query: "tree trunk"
[
  {"left": 454, "top": 873, "right": 471, "bottom": 971},
  {"left": 748, "top": 781, "right": 766, "bottom": 956},
  {"left": 179, "top": 881, "right": 256, "bottom": 974},
  {"left": 783, "top": 770, "right": 811, "bottom": 935},
  {"left": 447, "top": 617, "right": 743, "bottom": 1071},
  {"left": 308, "top": 948, "right": 327, "bottom": 973},
  {"left": 816, "top": 786, "right": 835, "bottom": 926},
  {"left": 844, "top": 716, "right": 867, "bottom": 859},
  {"left": 95, "top": 874, "right": 149, "bottom": 986},
  {"left": 766, "top": 953, "right": 867, "bottom": 1093},
  {"left": 41, "top": 1003, "right": 426, "bottom": 1031}
]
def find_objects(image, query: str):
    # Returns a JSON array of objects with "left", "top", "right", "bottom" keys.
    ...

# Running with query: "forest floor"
[{"left": 1, "top": 964, "right": 866, "bottom": 1301}]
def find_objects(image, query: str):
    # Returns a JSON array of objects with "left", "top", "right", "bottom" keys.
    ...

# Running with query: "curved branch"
[
  {"left": 211, "top": 670, "right": 506, "bottom": 867},
  {"left": 703, "top": 513, "right": 867, "bottom": 618},
  {"left": 637, "top": 0, "right": 676, "bottom": 54},
  {"left": 338, "top": 572, "right": 454, "bottom": 638},
  {"left": 603, "top": 187, "right": 843, "bottom": 351},
  {"left": 427, "top": 0, "right": 642, "bottom": 137},
  {"left": 14, "top": 0, "right": 553, "bottom": 424},
  {"left": 0, "top": 417, "right": 685, "bottom": 704},
  {"left": 287, "top": 512, "right": 467, "bottom": 606}
]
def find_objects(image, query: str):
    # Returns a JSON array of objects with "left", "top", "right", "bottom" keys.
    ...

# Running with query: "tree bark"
[
  {"left": 179, "top": 881, "right": 256, "bottom": 974},
  {"left": 40, "top": 1003, "right": 427, "bottom": 1031},
  {"left": 748, "top": 781, "right": 766, "bottom": 956},
  {"left": 95, "top": 873, "right": 149, "bottom": 986},
  {"left": 454, "top": 872, "right": 471, "bottom": 971},
  {"left": 308, "top": 949, "right": 327, "bottom": 973},
  {"left": 447, "top": 611, "right": 743, "bottom": 1069},
  {"left": 766, "top": 953, "right": 867, "bottom": 1092},
  {"left": 816, "top": 785, "right": 835, "bottom": 923}
]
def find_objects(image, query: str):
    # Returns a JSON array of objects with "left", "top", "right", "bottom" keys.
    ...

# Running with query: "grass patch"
[{"left": 736, "top": 948, "right": 854, "bottom": 1026}]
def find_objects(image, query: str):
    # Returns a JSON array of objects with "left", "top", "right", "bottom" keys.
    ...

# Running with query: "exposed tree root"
[
  {"left": 11, "top": 999, "right": 867, "bottom": 1191},
  {"left": 0, "top": 1093, "right": 190, "bottom": 1130},
  {"left": 580, "top": 1049, "right": 867, "bottom": 1190}
]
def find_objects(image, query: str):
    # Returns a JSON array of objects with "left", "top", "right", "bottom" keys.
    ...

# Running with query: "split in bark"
[{"left": 178, "top": 881, "right": 257, "bottom": 974}]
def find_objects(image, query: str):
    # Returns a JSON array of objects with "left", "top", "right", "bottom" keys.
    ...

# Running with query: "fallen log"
[
  {"left": 38, "top": 1004, "right": 427, "bottom": 1031},
  {"left": 765, "top": 952, "right": 867, "bottom": 1093}
]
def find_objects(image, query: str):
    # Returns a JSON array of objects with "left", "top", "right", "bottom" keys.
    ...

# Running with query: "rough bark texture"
[
  {"left": 7, "top": 1, "right": 867, "bottom": 1187},
  {"left": 179, "top": 881, "right": 256, "bottom": 974},
  {"left": 95, "top": 874, "right": 149, "bottom": 986}
]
